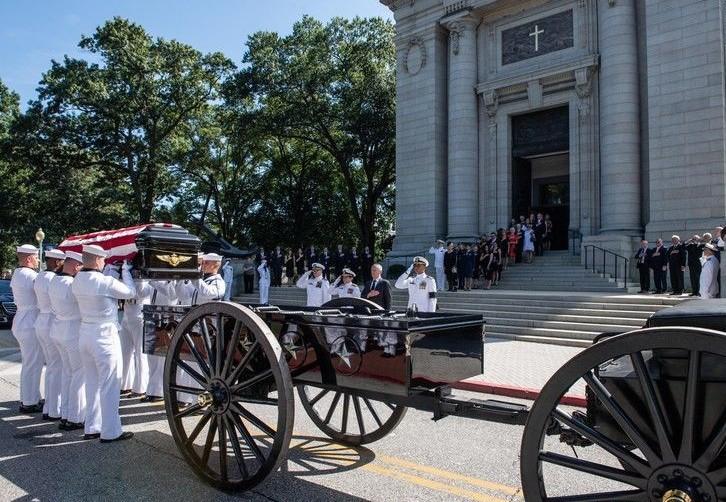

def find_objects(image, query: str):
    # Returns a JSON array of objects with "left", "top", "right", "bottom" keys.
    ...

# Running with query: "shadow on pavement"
[{"left": 0, "top": 399, "right": 373, "bottom": 501}]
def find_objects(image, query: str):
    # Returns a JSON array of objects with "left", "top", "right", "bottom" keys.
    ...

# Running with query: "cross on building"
[{"left": 529, "top": 24, "right": 544, "bottom": 52}]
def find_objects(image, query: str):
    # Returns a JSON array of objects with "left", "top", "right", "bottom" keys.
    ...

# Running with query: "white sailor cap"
[
  {"left": 413, "top": 256, "right": 429, "bottom": 267},
  {"left": 201, "top": 253, "right": 223, "bottom": 262},
  {"left": 16, "top": 244, "right": 39, "bottom": 254},
  {"left": 197, "top": 251, "right": 204, "bottom": 258},
  {"left": 65, "top": 251, "right": 83, "bottom": 263},
  {"left": 83, "top": 244, "right": 108, "bottom": 258},
  {"left": 45, "top": 249, "right": 66, "bottom": 260},
  {"left": 311, "top": 262, "right": 325, "bottom": 270},
  {"left": 671, "top": 235, "right": 680, "bottom": 241},
  {"left": 341, "top": 268, "right": 356, "bottom": 277},
  {"left": 436, "top": 239, "right": 445, "bottom": 245}
]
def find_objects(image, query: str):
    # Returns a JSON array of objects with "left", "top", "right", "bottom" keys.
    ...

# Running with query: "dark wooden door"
[{"left": 512, "top": 157, "right": 532, "bottom": 219}]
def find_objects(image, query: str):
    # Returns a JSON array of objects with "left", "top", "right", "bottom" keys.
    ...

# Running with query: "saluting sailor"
[
  {"left": 48, "top": 250, "right": 86, "bottom": 430},
  {"left": 331, "top": 268, "right": 361, "bottom": 299},
  {"left": 143, "top": 280, "right": 178, "bottom": 403},
  {"left": 394, "top": 256, "right": 437, "bottom": 313},
  {"left": 72, "top": 244, "right": 136, "bottom": 442},
  {"left": 296, "top": 262, "right": 331, "bottom": 307},
  {"left": 258, "top": 257, "right": 271, "bottom": 304},
  {"left": 10, "top": 244, "right": 44, "bottom": 413},
  {"left": 34, "top": 248, "right": 66, "bottom": 420}
]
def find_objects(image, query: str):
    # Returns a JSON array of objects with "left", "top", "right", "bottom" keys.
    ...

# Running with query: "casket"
[{"left": 59, "top": 223, "right": 202, "bottom": 280}]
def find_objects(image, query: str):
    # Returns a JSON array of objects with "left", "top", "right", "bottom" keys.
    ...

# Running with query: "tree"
[{"left": 239, "top": 16, "right": 396, "bottom": 254}]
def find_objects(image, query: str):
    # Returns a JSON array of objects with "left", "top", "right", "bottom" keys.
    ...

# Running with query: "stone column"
[
  {"left": 597, "top": 0, "right": 641, "bottom": 234},
  {"left": 444, "top": 16, "right": 479, "bottom": 242}
]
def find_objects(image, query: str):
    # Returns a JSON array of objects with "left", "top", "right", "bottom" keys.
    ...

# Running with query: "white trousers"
[
  {"left": 12, "top": 310, "right": 43, "bottom": 406},
  {"left": 224, "top": 280, "right": 232, "bottom": 301},
  {"left": 119, "top": 312, "right": 135, "bottom": 391},
  {"left": 435, "top": 266, "right": 445, "bottom": 293},
  {"left": 35, "top": 313, "right": 63, "bottom": 417},
  {"left": 79, "top": 321, "right": 123, "bottom": 440},
  {"left": 51, "top": 319, "right": 86, "bottom": 423},
  {"left": 259, "top": 280, "right": 270, "bottom": 304},
  {"left": 146, "top": 355, "right": 164, "bottom": 398},
  {"left": 121, "top": 314, "right": 148, "bottom": 394}
]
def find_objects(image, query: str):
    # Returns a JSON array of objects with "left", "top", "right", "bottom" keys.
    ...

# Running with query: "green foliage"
[{"left": 386, "top": 264, "right": 406, "bottom": 280}]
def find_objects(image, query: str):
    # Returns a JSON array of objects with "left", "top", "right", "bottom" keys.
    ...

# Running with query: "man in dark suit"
[
  {"left": 649, "top": 238, "right": 668, "bottom": 294},
  {"left": 361, "top": 263, "right": 392, "bottom": 310},
  {"left": 667, "top": 235, "right": 686, "bottom": 295},
  {"left": 533, "top": 213, "right": 546, "bottom": 257},
  {"left": 271, "top": 246, "right": 284, "bottom": 287},
  {"left": 634, "top": 239, "right": 652, "bottom": 294},
  {"left": 685, "top": 234, "right": 704, "bottom": 296}
]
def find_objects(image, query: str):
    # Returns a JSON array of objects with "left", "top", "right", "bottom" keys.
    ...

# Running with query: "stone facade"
[{"left": 381, "top": 0, "right": 726, "bottom": 268}]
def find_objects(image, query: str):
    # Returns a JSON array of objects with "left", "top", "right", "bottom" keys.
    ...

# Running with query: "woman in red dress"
[{"left": 507, "top": 227, "right": 519, "bottom": 262}]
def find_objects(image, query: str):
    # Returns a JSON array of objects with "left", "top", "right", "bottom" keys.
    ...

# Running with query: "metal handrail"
[{"left": 583, "top": 245, "right": 629, "bottom": 290}]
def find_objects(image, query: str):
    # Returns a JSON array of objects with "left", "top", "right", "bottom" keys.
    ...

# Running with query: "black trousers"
[
  {"left": 445, "top": 269, "right": 457, "bottom": 290},
  {"left": 653, "top": 268, "right": 667, "bottom": 292},
  {"left": 688, "top": 261, "right": 701, "bottom": 295},
  {"left": 244, "top": 274, "right": 254, "bottom": 294},
  {"left": 535, "top": 238, "right": 544, "bottom": 257},
  {"left": 669, "top": 266, "right": 684, "bottom": 293},
  {"left": 637, "top": 265, "right": 650, "bottom": 292}
]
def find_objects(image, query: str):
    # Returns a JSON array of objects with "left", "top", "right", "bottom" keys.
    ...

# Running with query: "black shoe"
[
  {"left": 100, "top": 431, "right": 134, "bottom": 443},
  {"left": 19, "top": 403, "right": 43, "bottom": 414},
  {"left": 66, "top": 421, "right": 84, "bottom": 431},
  {"left": 120, "top": 389, "right": 133, "bottom": 397},
  {"left": 140, "top": 395, "right": 164, "bottom": 403},
  {"left": 42, "top": 414, "right": 61, "bottom": 421},
  {"left": 130, "top": 392, "right": 145, "bottom": 398},
  {"left": 83, "top": 433, "right": 101, "bottom": 440}
]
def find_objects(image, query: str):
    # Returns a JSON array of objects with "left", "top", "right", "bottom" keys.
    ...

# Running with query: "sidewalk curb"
[{"left": 452, "top": 380, "right": 587, "bottom": 408}]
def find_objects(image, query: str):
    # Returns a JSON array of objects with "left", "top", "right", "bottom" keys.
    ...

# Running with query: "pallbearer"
[
  {"left": 120, "top": 273, "right": 157, "bottom": 397},
  {"left": 331, "top": 268, "right": 361, "bottom": 299},
  {"left": 10, "top": 244, "right": 43, "bottom": 413},
  {"left": 394, "top": 256, "right": 437, "bottom": 313},
  {"left": 34, "top": 248, "right": 66, "bottom": 420},
  {"left": 296, "top": 262, "right": 331, "bottom": 307},
  {"left": 48, "top": 251, "right": 85, "bottom": 429},
  {"left": 72, "top": 244, "right": 136, "bottom": 442},
  {"left": 177, "top": 253, "right": 226, "bottom": 304},
  {"left": 143, "top": 280, "right": 178, "bottom": 402}
]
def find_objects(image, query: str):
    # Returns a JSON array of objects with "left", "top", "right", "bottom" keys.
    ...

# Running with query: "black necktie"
[{"left": 373, "top": 280, "right": 378, "bottom": 290}]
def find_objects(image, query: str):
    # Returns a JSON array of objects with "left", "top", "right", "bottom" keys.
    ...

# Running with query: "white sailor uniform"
[
  {"left": 428, "top": 246, "right": 446, "bottom": 292},
  {"left": 296, "top": 273, "right": 331, "bottom": 307},
  {"left": 394, "top": 272, "right": 437, "bottom": 313},
  {"left": 121, "top": 279, "right": 155, "bottom": 395},
  {"left": 331, "top": 281, "right": 361, "bottom": 299},
  {"left": 10, "top": 267, "right": 43, "bottom": 407},
  {"left": 49, "top": 272, "right": 86, "bottom": 424},
  {"left": 258, "top": 263, "right": 270, "bottom": 304},
  {"left": 145, "top": 281, "right": 178, "bottom": 398},
  {"left": 34, "top": 269, "right": 64, "bottom": 418},
  {"left": 73, "top": 267, "right": 135, "bottom": 439}
]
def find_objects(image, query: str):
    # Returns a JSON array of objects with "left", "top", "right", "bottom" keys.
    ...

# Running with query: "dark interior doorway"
[{"left": 511, "top": 106, "right": 570, "bottom": 250}]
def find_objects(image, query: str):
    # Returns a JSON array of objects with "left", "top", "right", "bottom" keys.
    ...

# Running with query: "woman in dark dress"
[
  {"left": 348, "top": 247, "right": 360, "bottom": 278},
  {"left": 515, "top": 224, "right": 524, "bottom": 264},
  {"left": 284, "top": 249, "right": 295, "bottom": 286},
  {"left": 361, "top": 246, "right": 374, "bottom": 282},
  {"left": 471, "top": 244, "right": 480, "bottom": 289},
  {"left": 456, "top": 243, "right": 468, "bottom": 291},
  {"left": 295, "top": 248, "right": 306, "bottom": 279},
  {"left": 463, "top": 244, "right": 476, "bottom": 291}
]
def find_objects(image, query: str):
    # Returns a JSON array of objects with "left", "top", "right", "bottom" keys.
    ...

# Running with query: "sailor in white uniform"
[
  {"left": 10, "top": 244, "right": 43, "bottom": 413},
  {"left": 330, "top": 268, "right": 361, "bottom": 299},
  {"left": 120, "top": 275, "right": 158, "bottom": 397},
  {"left": 428, "top": 240, "right": 446, "bottom": 293},
  {"left": 48, "top": 250, "right": 85, "bottom": 429},
  {"left": 296, "top": 262, "right": 331, "bottom": 307},
  {"left": 143, "top": 280, "right": 178, "bottom": 402},
  {"left": 72, "top": 244, "right": 136, "bottom": 442},
  {"left": 258, "top": 258, "right": 270, "bottom": 304},
  {"left": 700, "top": 243, "right": 721, "bottom": 299},
  {"left": 222, "top": 259, "right": 234, "bottom": 301},
  {"left": 395, "top": 256, "right": 438, "bottom": 313}
]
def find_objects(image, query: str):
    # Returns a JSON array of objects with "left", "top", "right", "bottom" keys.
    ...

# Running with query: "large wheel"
[
  {"left": 521, "top": 327, "right": 726, "bottom": 502},
  {"left": 163, "top": 302, "right": 294, "bottom": 491},
  {"left": 297, "top": 296, "right": 406, "bottom": 446}
]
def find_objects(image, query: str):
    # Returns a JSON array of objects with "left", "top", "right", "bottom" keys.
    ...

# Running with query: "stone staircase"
[{"left": 233, "top": 287, "right": 687, "bottom": 348}]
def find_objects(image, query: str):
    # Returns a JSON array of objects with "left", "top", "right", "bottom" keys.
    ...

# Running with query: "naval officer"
[
  {"left": 34, "top": 248, "right": 66, "bottom": 420},
  {"left": 72, "top": 244, "right": 136, "bottom": 442},
  {"left": 700, "top": 243, "right": 721, "bottom": 299},
  {"left": 296, "top": 262, "right": 331, "bottom": 307},
  {"left": 258, "top": 258, "right": 270, "bottom": 304},
  {"left": 10, "top": 244, "right": 43, "bottom": 413},
  {"left": 48, "top": 250, "right": 85, "bottom": 429},
  {"left": 428, "top": 240, "right": 446, "bottom": 293},
  {"left": 394, "top": 256, "right": 437, "bottom": 313},
  {"left": 330, "top": 268, "right": 361, "bottom": 299}
]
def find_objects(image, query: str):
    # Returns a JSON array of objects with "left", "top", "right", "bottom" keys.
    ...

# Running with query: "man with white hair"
[
  {"left": 700, "top": 243, "right": 721, "bottom": 299},
  {"left": 48, "top": 250, "right": 85, "bottom": 429},
  {"left": 72, "top": 244, "right": 136, "bottom": 442},
  {"left": 362, "top": 264, "right": 392, "bottom": 310},
  {"left": 395, "top": 256, "right": 437, "bottom": 313},
  {"left": 34, "top": 248, "right": 66, "bottom": 420},
  {"left": 10, "top": 244, "right": 43, "bottom": 413},
  {"left": 667, "top": 235, "right": 686, "bottom": 295},
  {"left": 296, "top": 262, "right": 331, "bottom": 307}
]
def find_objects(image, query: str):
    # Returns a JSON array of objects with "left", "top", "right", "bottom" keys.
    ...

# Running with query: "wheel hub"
[
  {"left": 647, "top": 464, "right": 716, "bottom": 502},
  {"left": 200, "top": 378, "right": 231, "bottom": 415}
]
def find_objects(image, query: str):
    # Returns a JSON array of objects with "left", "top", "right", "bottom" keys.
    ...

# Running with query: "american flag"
[{"left": 58, "top": 223, "right": 180, "bottom": 263}]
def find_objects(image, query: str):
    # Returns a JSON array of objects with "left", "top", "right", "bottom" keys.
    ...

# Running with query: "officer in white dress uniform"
[
  {"left": 48, "top": 251, "right": 86, "bottom": 429},
  {"left": 72, "top": 244, "right": 136, "bottom": 442},
  {"left": 700, "top": 243, "right": 721, "bottom": 299},
  {"left": 222, "top": 260, "right": 234, "bottom": 301},
  {"left": 331, "top": 268, "right": 361, "bottom": 299},
  {"left": 33, "top": 248, "right": 66, "bottom": 420},
  {"left": 258, "top": 258, "right": 270, "bottom": 304},
  {"left": 428, "top": 240, "right": 446, "bottom": 293},
  {"left": 296, "top": 262, "right": 330, "bottom": 307},
  {"left": 10, "top": 244, "right": 43, "bottom": 413},
  {"left": 143, "top": 280, "right": 178, "bottom": 402},
  {"left": 395, "top": 256, "right": 438, "bottom": 313}
]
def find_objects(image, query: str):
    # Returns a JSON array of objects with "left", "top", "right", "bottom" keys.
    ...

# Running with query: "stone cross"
[{"left": 529, "top": 24, "right": 544, "bottom": 52}]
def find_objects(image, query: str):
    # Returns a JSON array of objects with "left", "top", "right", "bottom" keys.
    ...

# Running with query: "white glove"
[
  {"left": 406, "top": 265, "right": 413, "bottom": 275},
  {"left": 121, "top": 261, "right": 132, "bottom": 272}
]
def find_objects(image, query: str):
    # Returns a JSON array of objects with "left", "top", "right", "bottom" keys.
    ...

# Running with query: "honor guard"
[
  {"left": 428, "top": 240, "right": 446, "bottom": 293},
  {"left": 296, "top": 262, "right": 331, "bottom": 307},
  {"left": 395, "top": 256, "right": 437, "bottom": 313},
  {"left": 48, "top": 251, "right": 86, "bottom": 430},
  {"left": 10, "top": 244, "right": 43, "bottom": 413},
  {"left": 34, "top": 248, "right": 66, "bottom": 420},
  {"left": 700, "top": 243, "right": 721, "bottom": 299},
  {"left": 222, "top": 259, "right": 233, "bottom": 301},
  {"left": 121, "top": 275, "right": 157, "bottom": 397},
  {"left": 258, "top": 258, "right": 271, "bottom": 304},
  {"left": 144, "top": 280, "right": 178, "bottom": 402},
  {"left": 331, "top": 268, "right": 361, "bottom": 299},
  {"left": 177, "top": 253, "right": 226, "bottom": 304},
  {"left": 72, "top": 244, "right": 136, "bottom": 442}
]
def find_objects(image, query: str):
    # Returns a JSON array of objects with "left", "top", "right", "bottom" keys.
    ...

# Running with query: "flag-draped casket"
[{"left": 58, "top": 223, "right": 202, "bottom": 280}]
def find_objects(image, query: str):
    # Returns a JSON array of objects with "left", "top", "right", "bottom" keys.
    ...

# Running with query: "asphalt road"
[{"left": 0, "top": 329, "right": 602, "bottom": 502}]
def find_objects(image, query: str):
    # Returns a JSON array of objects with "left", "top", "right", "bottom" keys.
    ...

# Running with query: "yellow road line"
[{"left": 362, "top": 463, "right": 509, "bottom": 502}]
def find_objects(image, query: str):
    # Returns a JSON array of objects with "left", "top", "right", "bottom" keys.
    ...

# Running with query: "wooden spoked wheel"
[
  {"left": 163, "top": 302, "right": 294, "bottom": 491},
  {"left": 520, "top": 327, "right": 726, "bottom": 502}
]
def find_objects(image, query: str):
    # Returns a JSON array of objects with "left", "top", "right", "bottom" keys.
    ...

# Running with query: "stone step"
[
  {"left": 487, "top": 317, "right": 638, "bottom": 333},
  {"left": 486, "top": 332, "right": 592, "bottom": 348},
  {"left": 486, "top": 324, "right": 598, "bottom": 341},
  {"left": 469, "top": 310, "right": 647, "bottom": 326}
]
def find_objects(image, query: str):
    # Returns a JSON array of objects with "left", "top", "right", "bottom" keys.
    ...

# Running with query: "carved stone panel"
[{"left": 502, "top": 10, "right": 574, "bottom": 65}]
